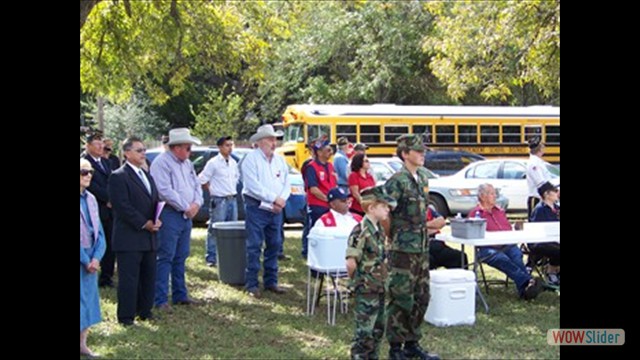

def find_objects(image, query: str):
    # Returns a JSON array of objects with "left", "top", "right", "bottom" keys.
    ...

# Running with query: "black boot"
[
  {"left": 403, "top": 342, "right": 440, "bottom": 360},
  {"left": 388, "top": 343, "right": 407, "bottom": 360}
]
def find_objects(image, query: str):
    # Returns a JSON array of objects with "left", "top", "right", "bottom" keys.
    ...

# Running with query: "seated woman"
[{"left": 529, "top": 181, "right": 560, "bottom": 286}]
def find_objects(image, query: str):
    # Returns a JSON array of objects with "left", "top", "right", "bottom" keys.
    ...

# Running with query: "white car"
[{"left": 440, "top": 158, "right": 560, "bottom": 212}]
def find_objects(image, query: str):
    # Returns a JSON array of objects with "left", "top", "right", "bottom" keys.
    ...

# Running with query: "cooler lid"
[{"left": 429, "top": 269, "right": 475, "bottom": 283}]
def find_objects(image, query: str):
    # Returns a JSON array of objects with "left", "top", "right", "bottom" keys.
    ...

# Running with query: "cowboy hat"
[
  {"left": 250, "top": 124, "right": 283, "bottom": 143},
  {"left": 167, "top": 128, "right": 201, "bottom": 146}
]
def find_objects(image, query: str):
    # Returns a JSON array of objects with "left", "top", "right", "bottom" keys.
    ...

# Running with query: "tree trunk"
[
  {"left": 80, "top": 0, "right": 101, "bottom": 29},
  {"left": 97, "top": 96, "right": 105, "bottom": 133}
]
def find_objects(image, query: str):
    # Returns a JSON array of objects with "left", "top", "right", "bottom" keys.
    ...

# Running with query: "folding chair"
[{"left": 306, "top": 228, "right": 351, "bottom": 325}]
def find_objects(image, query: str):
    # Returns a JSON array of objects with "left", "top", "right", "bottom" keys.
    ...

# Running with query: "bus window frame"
[{"left": 383, "top": 124, "right": 410, "bottom": 143}]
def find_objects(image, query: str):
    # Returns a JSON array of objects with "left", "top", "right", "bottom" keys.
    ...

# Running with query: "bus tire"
[{"left": 429, "top": 194, "right": 449, "bottom": 217}]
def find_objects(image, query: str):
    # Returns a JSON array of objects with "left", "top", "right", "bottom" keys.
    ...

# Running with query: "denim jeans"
[
  {"left": 155, "top": 208, "right": 192, "bottom": 305},
  {"left": 244, "top": 203, "right": 283, "bottom": 291},
  {"left": 206, "top": 196, "right": 238, "bottom": 263},
  {"left": 478, "top": 244, "right": 531, "bottom": 294}
]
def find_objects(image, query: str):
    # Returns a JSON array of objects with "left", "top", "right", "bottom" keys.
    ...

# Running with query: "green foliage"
[
  {"left": 191, "top": 85, "right": 257, "bottom": 144},
  {"left": 258, "top": 1, "right": 452, "bottom": 121},
  {"left": 424, "top": 0, "right": 560, "bottom": 104},
  {"left": 102, "top": 91, "right": 169, "bottom": 148},
  {"left": 81, "top": 0, "right": 288, "bottom": 104}
]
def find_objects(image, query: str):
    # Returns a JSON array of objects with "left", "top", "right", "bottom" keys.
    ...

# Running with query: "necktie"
[
  {"left": 96, "top": 159, "right": 106, "bottom": 172},
  {"left": 138, "top": 169, "right": 151, "bottom": 194}
]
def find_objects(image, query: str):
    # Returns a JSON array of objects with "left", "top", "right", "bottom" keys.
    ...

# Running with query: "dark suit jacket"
[{"left": 108, "top": 164, "right": 160, "bottom": 252}]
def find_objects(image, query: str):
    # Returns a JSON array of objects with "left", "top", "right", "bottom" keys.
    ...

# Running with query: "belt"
[{"left": 213, "top": 194, "right": 236, "bottom": 200}]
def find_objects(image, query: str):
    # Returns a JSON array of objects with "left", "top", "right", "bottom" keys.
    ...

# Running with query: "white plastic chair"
[{"left": 306, "top": 227, "right": 351, "bottom": 325}]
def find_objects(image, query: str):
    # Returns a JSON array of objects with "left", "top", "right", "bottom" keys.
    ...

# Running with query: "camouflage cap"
[
  {"left": 396, "top": 134, "right": 426, "bottom": 152},
  {"left": 360, "top": 186, "right": 397, "bottom": 209}
]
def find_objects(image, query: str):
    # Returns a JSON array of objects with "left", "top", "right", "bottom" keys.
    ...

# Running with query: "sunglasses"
[
  {"left": 80, "top": 169, "right": 95, "bottom": 176},
  {"left": 131, "top": 148, "right": 147, "bottom": 153},
  {"left": 104, "top": 147, "right": 112, "bottom": 152}
]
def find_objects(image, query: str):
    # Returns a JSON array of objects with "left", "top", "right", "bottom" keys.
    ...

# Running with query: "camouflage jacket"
[
  {"left": 384, "top": 165, "right": 430, "bottom": 253},
  {"left": 346, "top": 216, "right": 388, "bottom": 294}
]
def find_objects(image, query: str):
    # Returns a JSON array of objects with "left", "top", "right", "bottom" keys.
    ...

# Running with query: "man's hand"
[
  {"left": 185, "top": 203, "right": 201, "bottom": 219},
  {"left": 87, "top": 258, "right": 101, "bottom": 273},
  {"left": 274, "top": 197, "right": 286, "bottom": 209}
]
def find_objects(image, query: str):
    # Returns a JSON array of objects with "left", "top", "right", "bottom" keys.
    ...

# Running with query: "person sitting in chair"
[
  {"left": 529, "top": 181, "right": 560, "bottom": 286},
  {"left": 468, "top": 183, "right": 542, "bottom": 300},
  {"left": 427, "top": 205, "right": 468, "bottom": 269}
]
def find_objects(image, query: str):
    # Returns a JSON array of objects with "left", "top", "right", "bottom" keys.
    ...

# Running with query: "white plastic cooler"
[{"left": 425, "top": 269, "right": 476, "bottom": 327}]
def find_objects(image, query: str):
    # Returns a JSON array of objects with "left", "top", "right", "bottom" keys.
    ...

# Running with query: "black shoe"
[
  {"left": 206, "top": 261, "right": 217, "bottom": 267},
  {"left": 403, "top": 342, "right": 440, "bottom": 360},
  {"left": 174, "top": 297, "right": 202, "bottom": 305},
  {"left": 118, "top": 319, "right": 135, "bottom": 327},
  {"left": 278, "top": 254, "right": 291, "bottom": 261},
  {"left": 98, "top": 280, "right": 114, "bottom": 288},
  {"left": 389, "top": 345, "right": 407, "bottom": 360},
  {"left": 521, "top": 277, "right": 543, "bottom": 300}
]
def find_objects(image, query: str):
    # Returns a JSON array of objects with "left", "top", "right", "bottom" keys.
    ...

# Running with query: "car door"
[{"left": 499, "top": 161, "right": 528, "bottom": 210}]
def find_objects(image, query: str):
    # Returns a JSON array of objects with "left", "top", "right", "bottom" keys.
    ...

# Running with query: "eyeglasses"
[
  {"left": 131, "top": 148, "right": 147, "bottom": 153},
  {"left": 184, "top": 146, "right": 192, "bottom": 152},
  {"left": 363, "top": 159, "right": 370, "bottom": 163},
  {"left": 80, "top": 169, "right": 95, "bottom": 176},
  {"left": 104, "top": 147, "right": 112, "bottom": 152}
]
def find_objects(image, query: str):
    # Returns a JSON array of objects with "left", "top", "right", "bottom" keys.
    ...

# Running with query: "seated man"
[
  {"left": 468, "top": 183, "right": 542, "bottom": 300},
  {"left": 427, "top": 206, "right": 468, "bottom": 269},
  {"left": 311, "top": 187, "right": 362, "bottom": 231}
]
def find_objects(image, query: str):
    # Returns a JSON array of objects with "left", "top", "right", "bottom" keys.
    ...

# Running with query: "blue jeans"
[
  {"left": 155, "top": 208, "right": 192, "bottom": 305},
  {"left": 478, "top": 245, "right": 531, "bottom": 295},
  {"left": 244, "top": 203, "right": 283, "bottom": 291},
  {"left": 300, "top": 205, "right": 329, "bottom": 258},
  {"left": 206, "top": 196, "right": 238, "bottom": 263}
]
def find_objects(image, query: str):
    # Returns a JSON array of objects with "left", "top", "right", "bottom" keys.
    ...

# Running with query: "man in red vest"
[{"left": 301, "top": 139, "right": 337, "bottom": 258}]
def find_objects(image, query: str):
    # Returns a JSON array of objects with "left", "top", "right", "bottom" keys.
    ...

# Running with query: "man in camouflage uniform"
[
  {"left": 385, "top": 135, "right": 440, "bottom": 360},
  {"left": 346, "top": 186, "right": 396, "bottom": 360}
]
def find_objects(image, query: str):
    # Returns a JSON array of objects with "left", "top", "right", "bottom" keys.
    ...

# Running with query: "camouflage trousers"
[
  {"left": 351, "top": 291, "right": 386, "bottom": 360},
  {"left": 385, "top": 251, "right": 430, "bottom": 344}
]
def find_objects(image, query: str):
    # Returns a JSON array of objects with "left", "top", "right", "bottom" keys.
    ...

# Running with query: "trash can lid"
[{"left": 211, "top": 221, "right": 246, "bottom": 230}]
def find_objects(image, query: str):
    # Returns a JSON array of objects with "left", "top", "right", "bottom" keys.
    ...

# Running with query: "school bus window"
[
  {"left": 336, "top": 125, "right": 357, "bottom": 144},
  {"left": 524, "top": 126, "right": 542, "bottom": 143},
  {"left": 435, "top": 125, "right": 455, "bottom": 144},
  {"left": 413, "top": 125, "right": 433, "bottom": 143},
  {"left": 284, "top": 123, "right": 304, "bottom": 142},
  {"left": 308, "top": 124, "right": 331, "bottom": 142},
  {"left": 458, "top": 125, "right": 477, "bottom": 144},
  {"left": 502, "top": 125, "right": 521, "bottom": 143},
  {"left": 480, "top": 125, "right": 499, "bottom": 143},
  {"left": 360, "top": 125, "right": 381, "bottom": 144},
  {"left": 545, "top": 125, "right": 560, "bottom": 144},
  {"left": 384, "top": 125, "right": 409, "bottom": 143}
]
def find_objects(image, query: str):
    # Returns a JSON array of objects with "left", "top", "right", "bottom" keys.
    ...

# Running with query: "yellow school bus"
[{"left": 276, "top": 104, "right": 559, "bottom": 170}]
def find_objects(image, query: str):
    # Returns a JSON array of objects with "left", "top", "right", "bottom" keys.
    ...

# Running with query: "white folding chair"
[{"left": 306, "top": 228, "right": 350, "bottom": 325}]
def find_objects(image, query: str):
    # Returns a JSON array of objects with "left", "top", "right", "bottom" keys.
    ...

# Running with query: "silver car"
[{"left": 369, "top": 158, "right": 508, "bottom": 216}]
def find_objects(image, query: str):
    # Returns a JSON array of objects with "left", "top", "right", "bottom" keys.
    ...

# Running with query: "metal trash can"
[{"left": 212, "top": 221, "right": 246, "bottom": 285}]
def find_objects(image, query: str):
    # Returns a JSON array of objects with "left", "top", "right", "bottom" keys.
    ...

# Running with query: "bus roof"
[{"left": 285, "top": 104, "right": 559, "bottom": 118}]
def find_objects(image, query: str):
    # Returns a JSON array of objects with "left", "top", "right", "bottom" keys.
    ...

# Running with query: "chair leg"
[{"left": 479, "top": 262, "right": 490, "bottom": 293}]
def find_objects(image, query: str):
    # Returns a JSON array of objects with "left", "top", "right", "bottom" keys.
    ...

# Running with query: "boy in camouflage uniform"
[
  {"left": 385, "top": 135, "right": 439, "bottom": 360},
  {"left": 346, "top": 186, "right": 397, "bottom": 360}
]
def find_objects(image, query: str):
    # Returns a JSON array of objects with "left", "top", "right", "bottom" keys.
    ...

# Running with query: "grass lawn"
[{"left": 90, "top": 228, "right": 559, "bottom": 359}]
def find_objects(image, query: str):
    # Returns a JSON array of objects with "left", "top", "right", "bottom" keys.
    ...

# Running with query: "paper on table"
[{"left": 155, "top": 201, "right": 166, "bottom": 222}]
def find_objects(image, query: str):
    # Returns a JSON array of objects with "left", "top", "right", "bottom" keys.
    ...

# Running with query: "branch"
[{"left": 80, "top": 0, "right": 102, "bottom": 29}]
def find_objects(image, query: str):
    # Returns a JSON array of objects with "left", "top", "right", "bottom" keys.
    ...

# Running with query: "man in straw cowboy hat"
[
  {"left": 150, "top": 128, "right": 203, "bottom": 310},
  {"left": 241, "top": 124, "right": 291, "bottom": 298}
]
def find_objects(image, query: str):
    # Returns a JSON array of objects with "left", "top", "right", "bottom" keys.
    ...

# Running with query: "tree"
[{"left": 423, "top": 0, "right": 560, "bottom": 104}]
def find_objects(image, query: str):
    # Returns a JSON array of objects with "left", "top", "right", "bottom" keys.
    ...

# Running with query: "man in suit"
[
  {"left": 108, "top": 136, "right": 162, "bottom": 326},
  {"left": 82, "top": 133, "right": 116, "bottom": 288}
]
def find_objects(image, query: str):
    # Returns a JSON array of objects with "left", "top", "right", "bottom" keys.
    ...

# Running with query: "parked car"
[
  {"left": 439, "top": 158, "right": 559, "bottom": 212},
  {"left": 370, "top": 157, "right": 508, "bottom": 216},
  {"left": 424, "top": 150, "right": 485, "bottom": 176},
  {"left": 146, "top": 146, "right": 306, "bottom": 225}
]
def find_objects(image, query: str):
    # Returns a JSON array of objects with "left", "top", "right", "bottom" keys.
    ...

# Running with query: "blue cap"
[
  {"left": 311, "top": 139, "right": 330, "bottom": 153},
  {"left": 327, "top": 187, "right": 349, "bottom": 202}
]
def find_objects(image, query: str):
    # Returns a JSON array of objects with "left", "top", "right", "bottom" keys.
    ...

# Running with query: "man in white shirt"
[
  {"left": 526, "top": 136, "right": 552, "bottom": 219},
  {"left": 311, "top": 187, "right": 362, "bottom": 231},
  {"left": 198, "top": 136, "right": 240, "bottom": 267}
]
